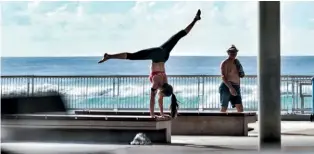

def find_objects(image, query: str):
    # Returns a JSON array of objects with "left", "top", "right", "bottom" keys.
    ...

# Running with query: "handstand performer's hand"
[
  {"left": 150, "top": 114, "right": 157, "bottom": 118},
  {"left": 157, "top": 114, "right": 171, "bottom": 120}
]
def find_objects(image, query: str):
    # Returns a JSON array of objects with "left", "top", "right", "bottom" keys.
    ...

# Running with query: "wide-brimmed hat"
[{"left": 227, "top": 44, "right": 238, "bottom": 52}]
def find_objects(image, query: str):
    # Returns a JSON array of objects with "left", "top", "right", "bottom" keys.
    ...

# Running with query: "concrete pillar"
[{"left": 258, "top": 1, "right": 281, "bottom": 150}]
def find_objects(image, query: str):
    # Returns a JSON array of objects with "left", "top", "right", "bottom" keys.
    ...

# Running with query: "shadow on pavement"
[{"left": 156, "top": 143, "right": 256, "bottom": 151}]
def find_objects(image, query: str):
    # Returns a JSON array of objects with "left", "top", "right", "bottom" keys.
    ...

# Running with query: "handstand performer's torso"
[
  {"left": 151, "top": 62, "right": 166, "bottom": 72},
  {"left": 150, "top": 62, "right": 167, "bottom": 89}
]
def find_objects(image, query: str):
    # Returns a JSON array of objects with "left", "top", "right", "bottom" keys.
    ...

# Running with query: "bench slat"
[
  {"left": 75, "top": 110, "right": 257, "bottom": 117},
  {"left": 2, "top": 114, "right": 171, "bottom": 121}
]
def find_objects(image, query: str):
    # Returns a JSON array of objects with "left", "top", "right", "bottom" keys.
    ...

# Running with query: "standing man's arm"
[{"left": 235, "top": 59, "right": 245, "bottom": 78}]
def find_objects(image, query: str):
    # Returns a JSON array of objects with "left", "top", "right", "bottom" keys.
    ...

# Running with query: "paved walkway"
[
  {"left": 3, "top": 136, "right": 314, "bottom": 154},
  {"left": 2, "top": 121, "right": 314, "bottom": 154},
  {"left": 248, "top": 121, "right": 314, "bottom": 136}
]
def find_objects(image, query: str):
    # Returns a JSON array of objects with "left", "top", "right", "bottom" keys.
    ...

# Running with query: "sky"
[{"left": 1, "top": 1, "right": 314, "bottom": 57}]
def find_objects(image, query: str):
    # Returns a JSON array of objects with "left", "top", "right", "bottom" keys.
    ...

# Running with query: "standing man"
[{"left": 219, "top": 45, "right": 245, "bottom": 112}]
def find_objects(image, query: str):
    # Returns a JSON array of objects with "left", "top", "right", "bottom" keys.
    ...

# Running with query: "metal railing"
[{"left": 1, "top": 75, "right": 313, "bottom": 113}]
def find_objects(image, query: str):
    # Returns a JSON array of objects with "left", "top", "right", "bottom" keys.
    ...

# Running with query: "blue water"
[
  {"left": 1, "top": 56, "right": 313, "bottom": 111},
  {"left": 2, "top": 56, "right": 314, "bottom": 75}
]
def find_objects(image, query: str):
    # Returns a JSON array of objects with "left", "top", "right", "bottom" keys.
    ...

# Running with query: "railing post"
[
  {"left": 142, "top": 77, "right": 145, "bottom": 106},
  {"left": 197, "top": 76, "right": 201, "bottom": 111},
  {"left": 312, "top": 77, "right": 314, "bottom": 116},
  {"left": 296, "top": 81, "right": 300, "bottom": 111},
  {"left": 27, "top": 77, "right": 30, "bottom": 97},
  {"left": 85, "top": 77, "right": 89, "bottom": 108},
  {"left": 112, "top": 78, "right": 115, "bottom": 97},
  {"left": 201, "top": 76, "right": 205, "bottom": 111},
  {"left": 116, "top": 77, "right": 120, "bottom": 110},
  {"left": 0, "top": 81, "right": 2, "bottom": 96},
  {"left": 197, "top": 76, "right": 200, "bottom": 100},
  {"left": 31, "top": 76, "right": 34, "bottom": 96},
  {"left": 291, "top": 78, "right": 295, "bottom": 112},
  {"left": 300, "top": 83, "right": 304, "bottom": 114},
  {"left": 117, "top": 77, "right": 120, "bottom": 97},
  {"left": 57, "top": 79, "right": 60, "bottom": 94},
  {"left": 112, "top": 78, "right": 116, "bottom": 111}
]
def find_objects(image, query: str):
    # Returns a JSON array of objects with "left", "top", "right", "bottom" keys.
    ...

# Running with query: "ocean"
[
  {"left": 1, "top": 56, "right": 313, "bottom": 111},
  {"left": 2, "top": 56, "right": 314, "bottom": 76}
]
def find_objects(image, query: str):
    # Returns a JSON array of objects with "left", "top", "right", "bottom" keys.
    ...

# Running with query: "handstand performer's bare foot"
[
  {"left": 150, "top": 112, "right": 157, "bottom": 118},
  {"left": 194, "top": 9, "right": 201, "bottom": 21},
  {"left": 98, "top": 53, "right": 110, "bottom": 63}
]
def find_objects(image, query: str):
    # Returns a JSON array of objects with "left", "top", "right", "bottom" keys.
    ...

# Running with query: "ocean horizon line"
[
  {"left": 2, "top": 55, "right": 314, "bottom": 58},
  {"left": 1, "top": 74, "right": 313, "bottom": 77}
]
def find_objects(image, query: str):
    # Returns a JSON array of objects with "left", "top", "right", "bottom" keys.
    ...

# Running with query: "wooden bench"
[
  {"left": 2, "top": 114, "right": 172, "bottom": 143},
  {"left": 75, "top": 110, "right": 257, "bottom": 136}
]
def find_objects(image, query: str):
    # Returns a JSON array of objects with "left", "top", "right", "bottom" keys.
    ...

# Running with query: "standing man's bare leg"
[{"left": 235, "top": 104, "right": 244, "bottom": 112}]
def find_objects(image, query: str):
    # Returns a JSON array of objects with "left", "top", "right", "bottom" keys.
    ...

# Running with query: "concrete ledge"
[
  {"left": 2, "top": 127, "right": 169, "bottom": 144},
  {"left": 75, "top": 110, "right": 257, "bottom": 117},
  {"left": 2, "top": 114, "right": 172, "bottom": 144},
  {"left": 75, "top": 110, "right": 257, "bottom": 136},
  {"left": 281, "top": 114, "right": 312, "bottom": 121},
  {"left": 75, "top": 110, "right": 314, "bottom": 121},
  {"left": 1, "top": 93, "right": 66, "bottom": 115},
  {"left": 2, "top": 114, "right": 171, "bottom": 121}
]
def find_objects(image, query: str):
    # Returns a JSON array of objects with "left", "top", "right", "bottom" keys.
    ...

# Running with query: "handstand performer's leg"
[
  {"left": 184, "top": 9, "right": 201, "bottom": 34},
  {"left": 98, "top": 47, "right": 162, "bottom": 63},
  {"left": 161, "top": 9, "right": 201, "bottom": 54},
  {"left": 98, "top": 9, "right": 201, "bottom": 64}
]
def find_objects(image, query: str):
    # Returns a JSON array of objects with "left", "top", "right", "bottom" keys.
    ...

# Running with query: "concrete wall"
[
  {"left": 74, "top": 111, "right": 258, "bottom": 136},
  {"left": 172, "top": 116, "right": 249, "bottom": 136}
]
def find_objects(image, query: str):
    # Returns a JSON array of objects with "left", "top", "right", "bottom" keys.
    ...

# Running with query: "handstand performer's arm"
[
  {"left": 150, "top": 76, "right": 160, "bottom": 117},
  {"left": 150, "top": 88, "right": 157, "bottom": 117},
  {"left": 158, "top": 94, "right": 164, "bottom": 117}
]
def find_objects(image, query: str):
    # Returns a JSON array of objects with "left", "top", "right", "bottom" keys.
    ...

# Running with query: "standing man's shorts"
[{"left": 219, "top": 82, "right": 242, "bottom": 108}]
